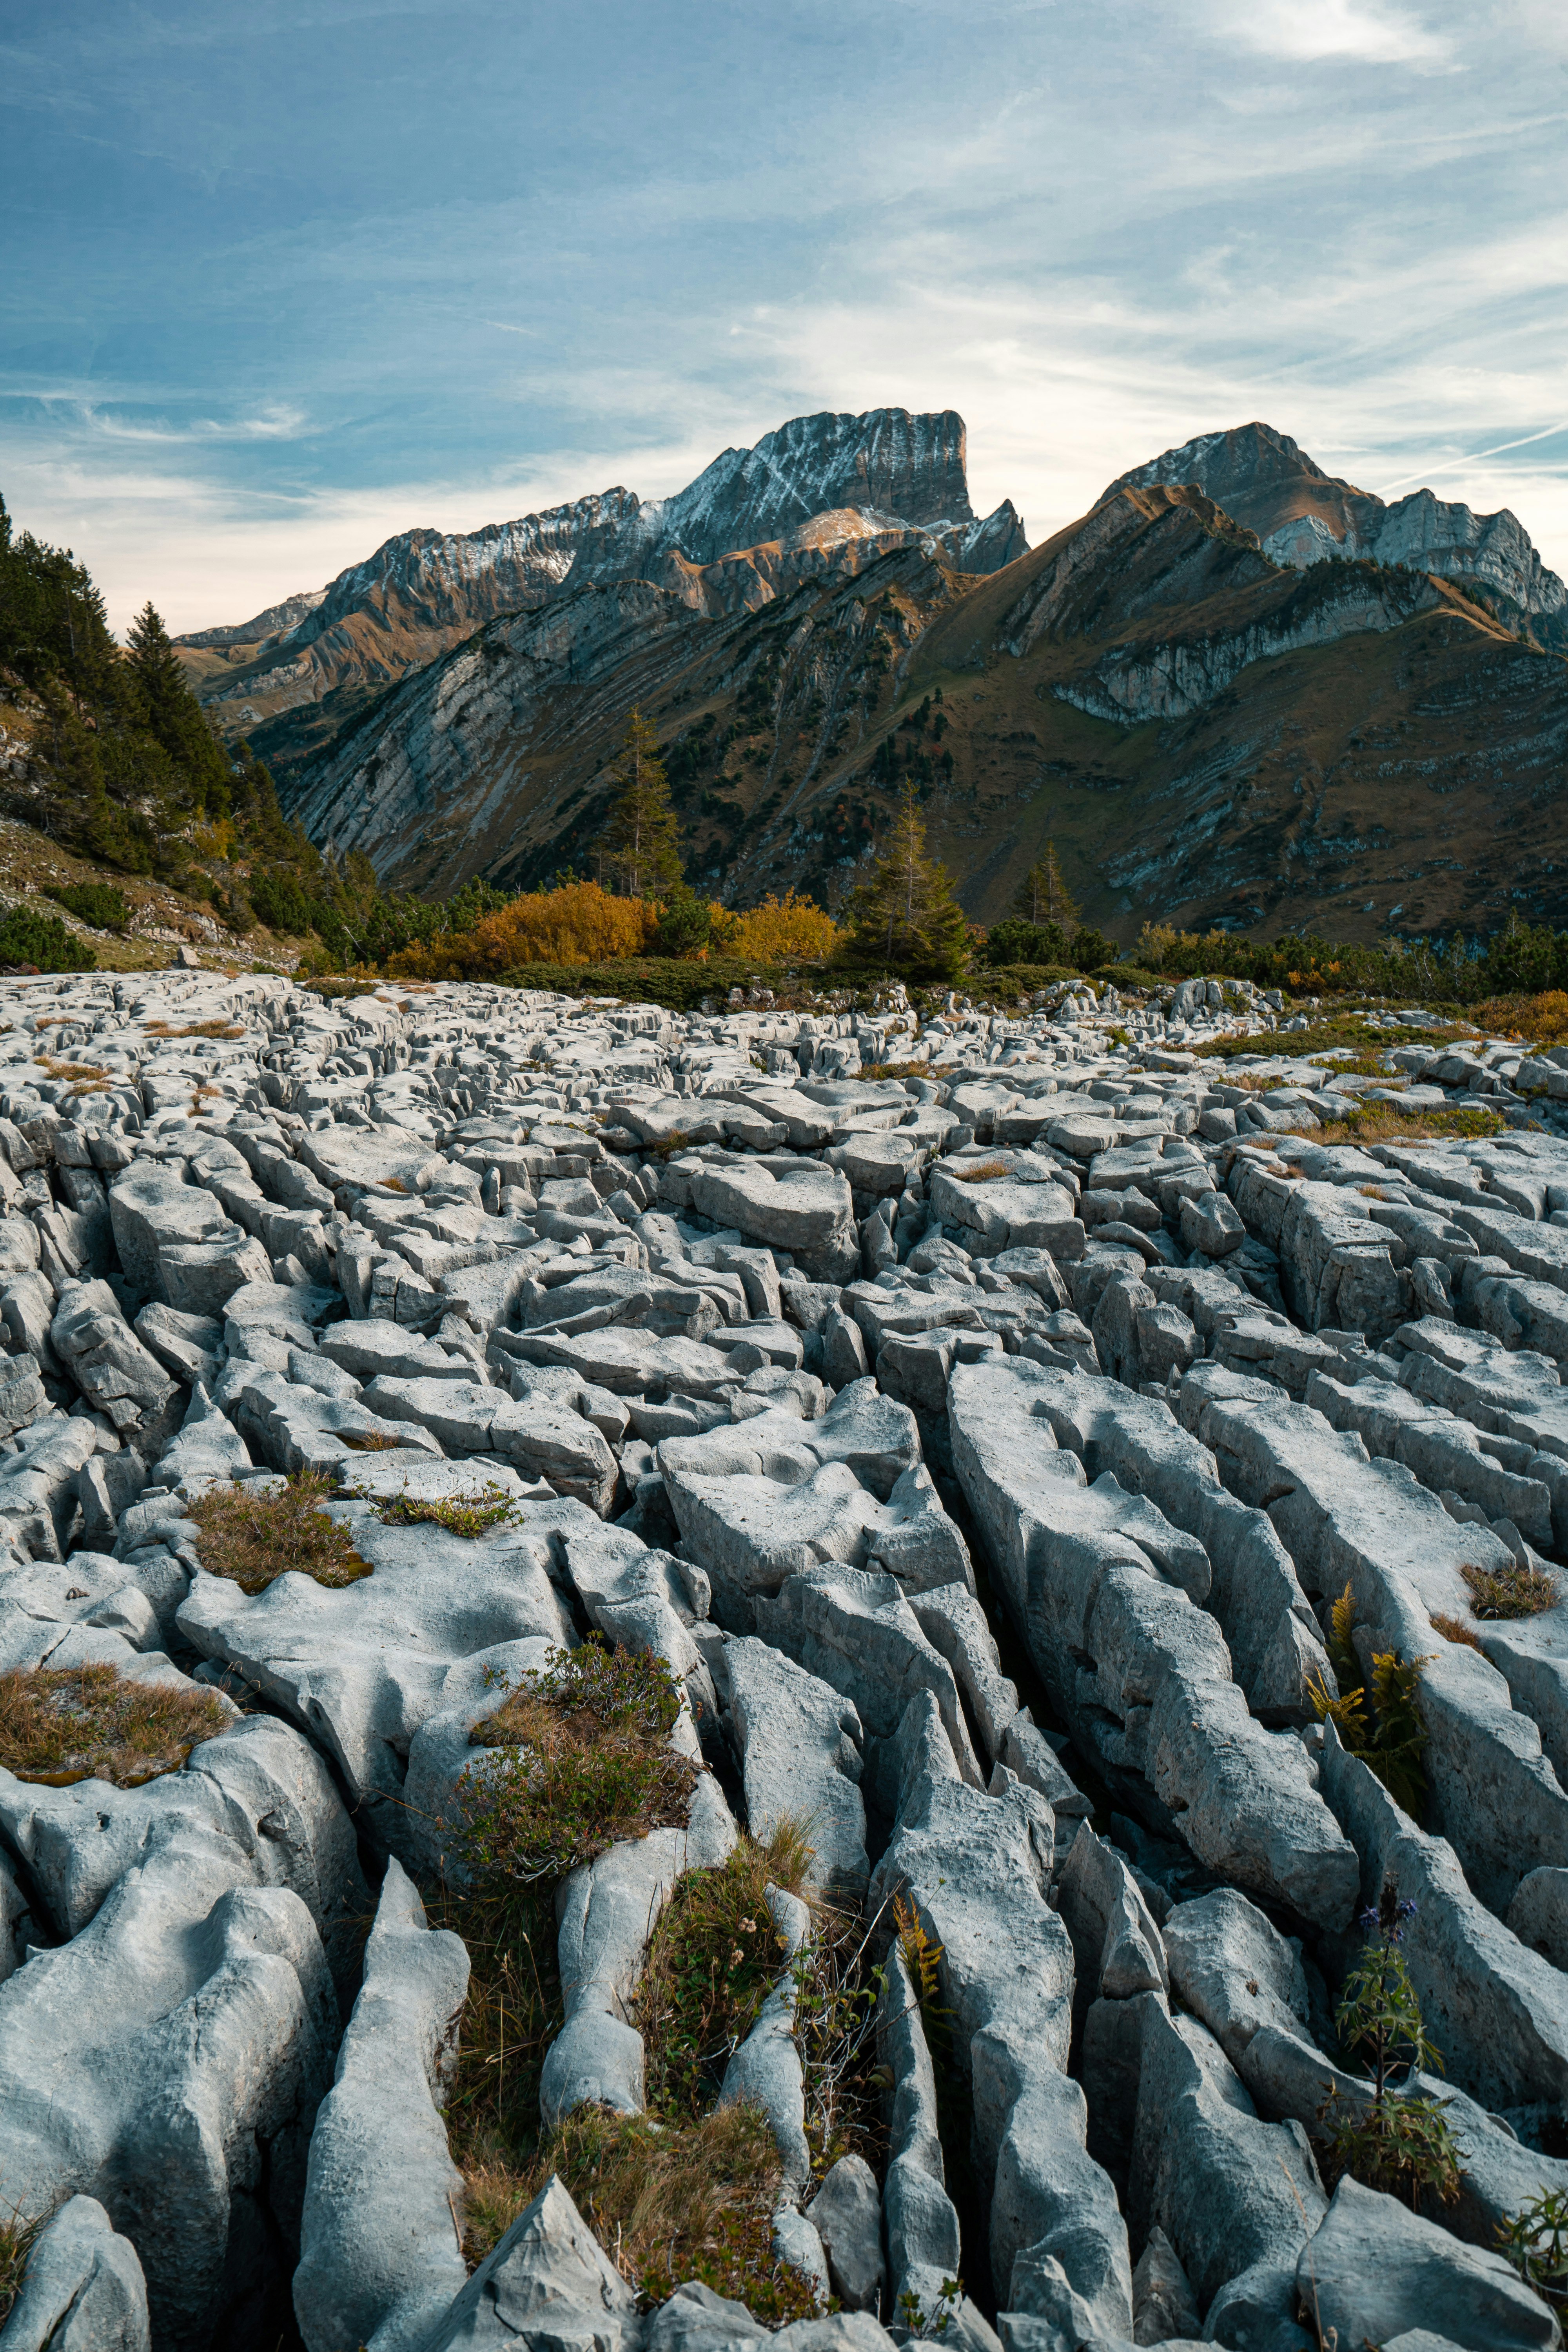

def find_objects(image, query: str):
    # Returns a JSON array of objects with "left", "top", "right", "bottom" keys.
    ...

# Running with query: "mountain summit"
[
  {"left": 1102, "top": 421, "right": 1566, "bottom": 637},
  {"left": 177, "top": 408, "right": 1025, "bottom": 770}
]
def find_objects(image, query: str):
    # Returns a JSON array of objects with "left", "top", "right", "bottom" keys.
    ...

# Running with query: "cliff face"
[
  {"left": 286, "top": 470, "right": 1568, "bottom": 946},
  {"left": 1103, "top": 421, "right": 1567, "bottom": 636},
  {"left": 177, "top": 410, "right": 1023, "bottom": 773}
]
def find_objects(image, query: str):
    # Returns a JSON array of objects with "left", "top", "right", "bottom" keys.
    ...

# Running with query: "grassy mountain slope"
[{"left": 289, "top": 483, "right": 1568, "bottom": 944}]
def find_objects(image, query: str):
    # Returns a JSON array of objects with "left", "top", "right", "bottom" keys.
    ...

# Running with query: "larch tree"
[
  {"left": 1014, "top": 840, "right": 1079, "bottom": 930},
  {"left": 602, "top": 710, "right": 683, "bottom": 900},
  {"left": 846, "top": 779, "right": 969, "bottom": 981}
]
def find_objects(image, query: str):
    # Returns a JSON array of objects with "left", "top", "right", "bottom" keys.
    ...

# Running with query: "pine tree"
[
  {"left": 602, "top": 710, "right": 682, "bottom": 900},
  {"left": 1014, "top": 840, "right": 1078, "bottom": 929},
  {"left": 845, "top": 779, "right": 969, "bottom": 981},
  {"left": 125, "top": 600, "right": 230, "bottom": 815}
]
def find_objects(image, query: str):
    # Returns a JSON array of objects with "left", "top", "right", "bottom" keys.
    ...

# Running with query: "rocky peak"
[
  {"left": 176, "top": 588, "right": 327, "bottom": 650},
  {"left": 616, "top": 407, "right": 976, "bottom": 574},
  {"left": 1101, "top": 420, "right": 1566, "bottom": 630}
]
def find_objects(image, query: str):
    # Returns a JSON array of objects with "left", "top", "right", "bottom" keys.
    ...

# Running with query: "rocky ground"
[{"left": 2, "top": 965, "right": 1568, "bottom": 2351}]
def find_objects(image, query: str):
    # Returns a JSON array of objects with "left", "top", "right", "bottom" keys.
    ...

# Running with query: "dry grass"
[
  {"left": 1461, "top": 1559, "right": 1558, "bottom": 1620},
  {"left": 947, "top": 1158, "right": 1012, "bottom": 1182},
  {"left": 1431, "top": 1612, "right": 1483, "bottom": 1650},
  {"left": 1470, "top": 992, "right": 1568, "bottom": 1048},
  {"left": 465, "top": 2103, "right": 817, "bottom": 2321},
  {"left": 187, "top": 1470, "right": 372, "bottom": 1593},
  {"left": 337, "top": 1430, "right": 406, "bottom": 1452},
  {"left": 859, "top": 1060, "right": 930, "bottom": 1083},
  {"left": 0, "top": 1662, "right": 227, "bottom": 1785},
  {"left": 142, "top": 1019, "right": 244, "bottom": 1040},
  {"left": 0, "top": 2208, "right": 44, "bottom": 2327},
  {"left": 38, "top": 1056, "right": 107, "bottom": 1083}
]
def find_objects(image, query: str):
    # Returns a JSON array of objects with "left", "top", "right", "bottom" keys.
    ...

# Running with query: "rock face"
[
  {"left": 178, "top": 408, "right": 1027, "bottom": 779},
  {"left": 4, "top": 962, "right": 1568, "bottom": 2352},
  {"left": 1103, "top": 419, "right": 1568, "bottom": 636},
  {"left": 278, "top": 437, "right": 1568, "bottom": 940}
]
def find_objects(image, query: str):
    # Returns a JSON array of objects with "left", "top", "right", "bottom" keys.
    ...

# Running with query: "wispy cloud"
[{"left": 1207, "top": 0, "right": 1454, "bottom": 66}]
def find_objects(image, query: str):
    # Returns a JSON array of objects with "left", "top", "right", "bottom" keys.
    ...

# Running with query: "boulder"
[
  {"left": 718, "top": 1636, "right": 869, "bottom": 1898},
  {"left": 0, "top": 2195, "right": 151, "bottom": 2352},
  {"left": 292, "top": 1858, "right": 470, "bottom": 2352},
  {"left": 1298, "top": 2175, "right": 1557, "bottom": 2352},
  {"left": 415, "top": 2174, "right": 643, "bottom": 2352}
]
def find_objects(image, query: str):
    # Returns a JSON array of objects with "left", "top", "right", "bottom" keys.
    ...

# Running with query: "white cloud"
[{"left": 1205, "top": 0, "right": 1453, "bottom": 66}]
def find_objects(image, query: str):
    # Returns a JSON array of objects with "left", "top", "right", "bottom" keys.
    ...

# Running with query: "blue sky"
[{"left": 3, "top": 0, "right": 1566, "bottom": 632}]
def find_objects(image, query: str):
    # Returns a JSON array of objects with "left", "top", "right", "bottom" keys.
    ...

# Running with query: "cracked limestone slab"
[
  {"left": 176, "top": 1495, "right": 577, "bottom": 1844},
  {"left": 949, "top": 1356, "right": 1358, "bottom": 1930},
  {"left": 715, "top": 1635, "right": 869, "bottom": 1897}
]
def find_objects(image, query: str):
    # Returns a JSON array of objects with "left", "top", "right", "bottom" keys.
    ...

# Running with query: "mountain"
[
  {"left": 286, "top": 470, "right": 1568, "bottom": 944},
  {"left": 176, "top": 588, "right": 327, "bottom": 649},
  {"left": 1103, "top": 422, "right": 1568, "bottom": 644},
  {"left": 176, "top": 409, "right": 1026, "bottom": 774}
]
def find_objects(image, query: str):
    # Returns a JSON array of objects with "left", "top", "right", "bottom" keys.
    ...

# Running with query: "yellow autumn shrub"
[
  {"left": 390, "top": 881, "right": 659, "bottom": 977},
  {"left": 724, "top": 891, "right": 837, "bottom": 964}
]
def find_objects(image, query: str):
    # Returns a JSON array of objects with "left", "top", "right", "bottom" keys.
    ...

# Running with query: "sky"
[{"left": 2, "top": 0, "right": 1566, "bottom": 635}]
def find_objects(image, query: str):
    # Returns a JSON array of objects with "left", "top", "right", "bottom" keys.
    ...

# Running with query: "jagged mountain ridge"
[
  {"left": 1104, "top": 422, "right": 1567, "bottom": 641},
  {"left": 286, "top": 472, "right": 1568, "bottom": 944},
  {"left": 176, "top": 408, "right": 1026, "bottom": 772}
]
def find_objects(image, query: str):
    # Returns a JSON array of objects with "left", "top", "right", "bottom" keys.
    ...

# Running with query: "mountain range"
[{"left": 177, "top": 407, "right": 1568, "bottom": 944}]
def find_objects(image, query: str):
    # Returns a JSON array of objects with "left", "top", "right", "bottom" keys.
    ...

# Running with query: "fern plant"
[
  {"left": 1308, "top": 1584, "right": 1431, "bottom": 1815},
  {"left": 1320, "top": 1876, "right": 1462, "bottom": 2210}
]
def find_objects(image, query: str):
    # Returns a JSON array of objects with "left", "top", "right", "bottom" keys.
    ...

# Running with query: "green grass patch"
[{"left": 0, "top": 1662, "right": 227, "bottom": 1786}]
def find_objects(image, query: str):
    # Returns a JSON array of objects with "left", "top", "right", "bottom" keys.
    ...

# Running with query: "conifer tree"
[
  {"left": 1014, "top": 840, "right": 1078, "bottom": 930},
  {"left": 125, "top": 601, "right": 230, "bottom": 815},
  {"left": 845, "top": 779, "right": 969, "bottom": 981},
  {"left": 602, "top": 710, "right": 682, "bottom": 899}
]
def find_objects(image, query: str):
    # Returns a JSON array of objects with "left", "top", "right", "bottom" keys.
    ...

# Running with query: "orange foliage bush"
[
  {"left": 721, "top": 891, "right": 837, "bottom": 964},
  {"left": 389, "top": 882, "right": 659, "bottom": 977}
]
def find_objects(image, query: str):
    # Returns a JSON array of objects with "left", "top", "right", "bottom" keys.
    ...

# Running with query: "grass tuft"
[
  {"left": 187, "top": 1470, "right": 372, "bottom": 1593},
  {"left": 456, "top": 1637, "right": 697, "bottom": 1888},
  {"left": 0, "top": 1662, "right": 227, "bottom": 1785},
  {"left": 1430, "top": 1612, "right": 1483, "bottom": 1650},
  {"left": 1461, "top": 1558, "right": 1558, "bottom": 1620},
  {"left": 368, "top": 1481, "right": 520, "bottom": 1537},
  {"left": 947, "top": 1158, "right": 1011, "bottom": 1183},
  {"left": 0, "top": 2207, "right": 44, "bottom": 2327}
]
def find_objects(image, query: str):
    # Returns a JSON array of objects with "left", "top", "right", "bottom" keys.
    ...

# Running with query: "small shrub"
[
  {"left": 370, "top": 1481, "right": 519, "bottom": 1537},
  {"left": 727, "top": 892, "right": 837, "bottom": 965},
  {"left": 0, "top": 1662, "right": 227, "bottom": 1785},
  {"left": 1462, "top": 1558, "right": 1558, "bottom": 1620},
  {"left": 44, "top": 881, "right": 130, "bottom": 933},
  {"left": 187, "top": 1470, "right": 372, "bottom": 1593},
  {"left": 1499, "top": 2185, "right": 1568, "bottom": 2307},
  {"left": 1319, "top": 1876, "right": 1462, "bottom": 2209},
  {"left": 0, "top": 904, "right": 96, "bottom": 972},
  {"left": 456, "top": 1637, "right": 695, "bottom": 1887},
  {"left": 1308, "top": 1584, "right": 1431, "bottom": 1815}
]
